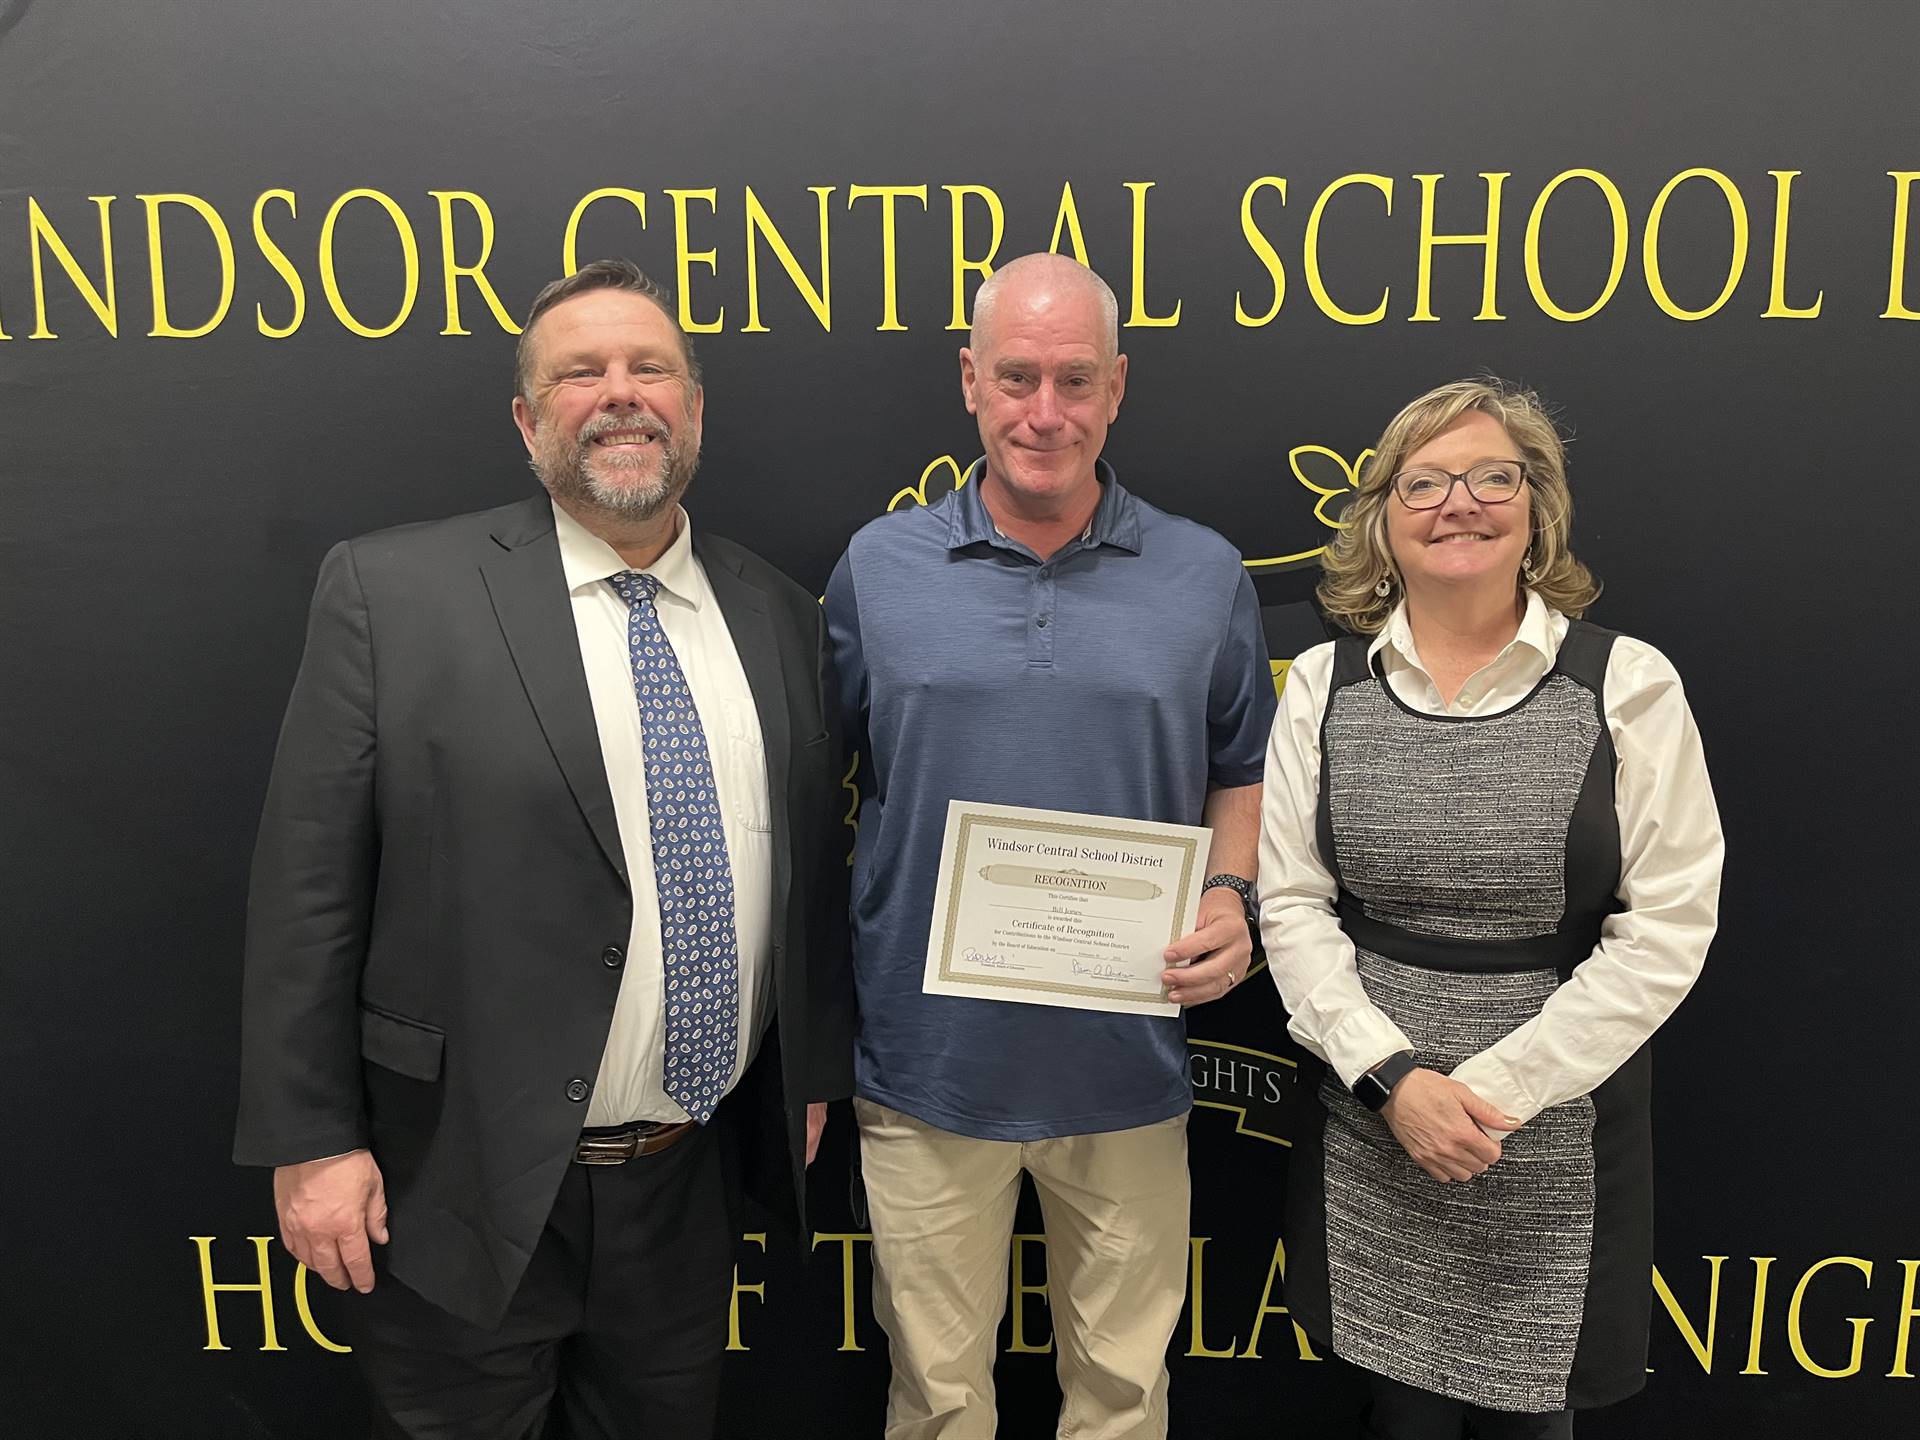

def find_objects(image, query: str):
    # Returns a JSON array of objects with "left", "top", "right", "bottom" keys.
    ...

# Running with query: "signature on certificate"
[
  {"left": 1069, "top": 958, "right": 1133, "bottom": 982},
  {"left": 962, "top": 947, "right": 1019, "bottom": 970}
]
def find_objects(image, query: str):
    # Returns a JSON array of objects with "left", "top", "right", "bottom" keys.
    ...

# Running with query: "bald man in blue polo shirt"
[{"left": 824, "top": 253, "right": 1276, "bottom": 1439}]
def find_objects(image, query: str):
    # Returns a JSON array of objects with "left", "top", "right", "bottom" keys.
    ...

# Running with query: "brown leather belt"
[{"left": 573, "top": 1119, "right": 697, "bottom": 1165}]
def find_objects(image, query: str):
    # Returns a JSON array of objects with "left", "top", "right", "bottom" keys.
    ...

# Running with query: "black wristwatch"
[
  {"left": 1202, "top": 873, "right": 1257, "bottom": 933},
  {"left": 1351, "top": 1051, "right": 1418, "bottom": 1112}
]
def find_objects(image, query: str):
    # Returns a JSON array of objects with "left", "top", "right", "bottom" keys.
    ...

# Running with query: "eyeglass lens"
[{"left": 1394, "top": 461, "right": 1524, "bottom": 508}]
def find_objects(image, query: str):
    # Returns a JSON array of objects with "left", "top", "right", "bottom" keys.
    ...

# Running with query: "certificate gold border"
[{"left": 935, "top": 811, "right": 1202, "bottom": 1005}]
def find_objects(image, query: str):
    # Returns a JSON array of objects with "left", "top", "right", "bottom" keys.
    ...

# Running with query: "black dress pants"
[
  {"left": 1364, "top": 1371, "right": 1575, "bottom": 1440},
  {"left": 340, "top": 1122, "right": 736, "bottom": 1440}
]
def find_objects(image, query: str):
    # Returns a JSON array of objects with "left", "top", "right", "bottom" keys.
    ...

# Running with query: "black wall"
[{"left": 3, "top": 3, "right": 1915, "bottom": 1436}]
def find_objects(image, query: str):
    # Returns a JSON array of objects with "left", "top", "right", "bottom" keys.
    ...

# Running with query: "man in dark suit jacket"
[{"left": 234, "top": 259, "right": 853, "bottom": 1439}]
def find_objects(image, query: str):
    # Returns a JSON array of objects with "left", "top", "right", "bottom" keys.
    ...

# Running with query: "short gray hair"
[{"left": 969, "top": 252, "right": 1120, "bottom": 360}]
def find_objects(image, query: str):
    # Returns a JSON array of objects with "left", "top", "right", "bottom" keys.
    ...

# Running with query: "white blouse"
[{"left": 1256, "top": 592, "right": 1724, "bottom": 1126}]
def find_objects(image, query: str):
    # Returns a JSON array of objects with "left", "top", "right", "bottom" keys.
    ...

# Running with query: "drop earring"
[
  {"left": 1522, "top": 551, "right": 1539, "bottom": 583},
  {"left": 1374, "top": 574, "right": 1393, "bottom": 598}
]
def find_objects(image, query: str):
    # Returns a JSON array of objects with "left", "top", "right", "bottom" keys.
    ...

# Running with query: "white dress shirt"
[
  {"left": 553, "top": 501, "right": 774, "bottom": 1127},
  {"left": 1257, "top": 591, "right": 1724, "bottom": 1126}
]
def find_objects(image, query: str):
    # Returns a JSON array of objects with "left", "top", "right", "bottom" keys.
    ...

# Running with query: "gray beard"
[{"left": 530, "top": 415, "right": 699, "bottom": 522}]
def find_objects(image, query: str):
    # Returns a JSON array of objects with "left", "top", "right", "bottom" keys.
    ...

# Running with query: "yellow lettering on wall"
[
  {"left": 318, "top": 189, "right": 420, "bottom": 338},
  {"left": 1523, "top": 169, "right": 1628, "bottom": 322},
  {"left": 726, "top": 1233, "right": 768, "bottom": 1352},
  {"left": 563, "top": 188, "right": 648, "bottom": 278},
  {"left": 291, "top": 1263, "right": 351, "bottom": 1353},
  {"left": 29, "top": 195, "right": 118, "bottom": 339},
  {"left": 1787, "top": 1256, "right": 1874, "bottom": 1379},
  {"left": 431, "top": 191, "right": 518, "bottom": 337},
  {"left": 1234, "top": 176, "right": 1289, "bottom": 327},
  {"left": 190, "top": 1236, "right": 285, "bottom": 1352},
  {"left": 744, "top": 185, "right": 834, "bottom": 333},
  {"left": 1048, "top": 181, "right": 1090, "bottom": 266},
  {"left": 1643, "top": 168, "right": 1750, "bottom": 321},
  {"left": 1241, "top": 1237, "right": 1320, "bottom": 1361},
  {"left": 1185, "top": 1236, "right": 1239, "bottom": 1358},
  {"left": 1124, "top": 180, "right": 1180, "bottom": 327},
  {"left": 1411, "top": 171, "right": 1509, "bottom": 322},
  {"left": 140, "top": 193, "right": 236, "bottom": 338},
  {"left": 1304, "top": 174, "right": 1393, "bottom": 325},
  {"left": 1009, "top": 1233, "right": 1053, "bottom": 1353},
  {"left": 1888, "top": 1258, "right": 1920, "bottom": 1378},
  {"left": 1761, "top": 171, "right": 1822, "bottom": 318},
  {"left": 811, "top": 1232, "right": 873, "bottom": 1352},
  {"left": 1652, "top": 1256, "right": 1727, "bottom": 1373},
  {"left": 1883, "top": 172, "right": 1920, "bottom": 319},
  {"left": 665, "top": 188, "right": 725, "bottom": 333},
  {"left": 1742, "top": 1256, "right": 1777, "bottom": 1375},
  {"left": 252, "top": 190, "right": 306, "bottom": 338},
  {"left": 848, "top": 185, "right": 928, "bottom": 331},
  {"left": 945, "top": 184, "right": 1005, "bottom": 331}
]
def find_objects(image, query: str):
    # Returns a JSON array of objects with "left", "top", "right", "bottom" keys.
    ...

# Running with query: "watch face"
[{"left": 1353, "top": 1054, "right": 1413, "bottom": 1111}]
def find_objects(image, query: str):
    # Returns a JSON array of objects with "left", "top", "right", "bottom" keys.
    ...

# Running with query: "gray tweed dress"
[{"left": 1284, "top": 621, "right": 1654, "bottom": 1413}]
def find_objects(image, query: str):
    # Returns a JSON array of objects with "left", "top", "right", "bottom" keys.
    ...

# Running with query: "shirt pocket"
[{"left": 721, "top": 696, "right": 771, "bottom": 833}]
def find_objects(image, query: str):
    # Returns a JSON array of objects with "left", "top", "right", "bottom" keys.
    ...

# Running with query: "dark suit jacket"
[{"left": 234, "top": 494, "right": 854, "bottom": 1329}]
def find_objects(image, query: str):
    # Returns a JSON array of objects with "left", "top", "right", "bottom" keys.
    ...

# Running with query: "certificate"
[{"left": 922, "top": 800, "right": 1211, "bottom": 1016}]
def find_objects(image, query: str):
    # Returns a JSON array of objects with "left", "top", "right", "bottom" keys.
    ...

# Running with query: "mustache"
[{"left": 575, "top": 412, "right": 671, "bottom": 446}]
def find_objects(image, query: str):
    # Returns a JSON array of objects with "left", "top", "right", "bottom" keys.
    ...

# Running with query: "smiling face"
[
  {"left": 511, "top": 288, "right": 704, "bottom": 522},
  {"left": 959, "top": 275, "right": 1126, "bottom": 516},
  {"left": 1384, "top": 409, "right": 1532, "bottom": 602}
]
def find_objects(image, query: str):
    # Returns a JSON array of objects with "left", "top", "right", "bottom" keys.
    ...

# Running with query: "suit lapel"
[{"left": 478, "top": 498, "right": 629, "bottom": 889}]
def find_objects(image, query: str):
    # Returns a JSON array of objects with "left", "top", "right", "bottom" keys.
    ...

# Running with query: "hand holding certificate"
[{"left": 922, "top": 801, "right": 1213, "bottom": 1016}]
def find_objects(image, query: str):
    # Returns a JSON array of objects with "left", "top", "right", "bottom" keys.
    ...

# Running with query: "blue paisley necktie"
[{"left": 606, "top": 570, "right": 739, "bottom": 1124}]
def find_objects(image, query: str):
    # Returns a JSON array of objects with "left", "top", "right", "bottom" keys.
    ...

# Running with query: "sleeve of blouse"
[
  {"left": 1449, "top": 638, "right": 1724, "bottom": 1125},
  {"left": 1258, "top": 642, "right": 1415, "bottom": 1087}
]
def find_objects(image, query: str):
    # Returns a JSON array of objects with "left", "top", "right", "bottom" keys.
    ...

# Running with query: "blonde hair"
[{"left": 1317, "top": 377, "right": 1600, "bottom": 634}]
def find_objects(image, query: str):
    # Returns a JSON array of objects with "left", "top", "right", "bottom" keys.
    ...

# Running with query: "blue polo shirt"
[{"left": 824, "top": 460, "right": 1275, "bottom": 1140}]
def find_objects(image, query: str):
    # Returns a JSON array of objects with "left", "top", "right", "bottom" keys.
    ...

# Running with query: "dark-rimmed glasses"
[{"left": 1391, "top": 460, "right": 1528, "bottom": 510}]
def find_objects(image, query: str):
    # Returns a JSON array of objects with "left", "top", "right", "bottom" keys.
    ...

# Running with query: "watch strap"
[{"left": 1202, "top": 872, "right": 1257, "bottom": 928}]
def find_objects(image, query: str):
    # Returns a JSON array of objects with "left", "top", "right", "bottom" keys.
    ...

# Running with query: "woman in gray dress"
[{"left": 1257, "top": 378, "right": 1723, "bottom": 1439}]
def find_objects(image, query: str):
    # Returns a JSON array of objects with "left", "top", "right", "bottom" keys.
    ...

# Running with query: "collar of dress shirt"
[
  {"left": 945, "top": 457, "right": 1142, "bottom": 555},
  {"left": 1368, "top": 588, "right": 1564, "bottom": 678},
  {"left": 550, "top": 499, "right": 703, "bottom": 609}
]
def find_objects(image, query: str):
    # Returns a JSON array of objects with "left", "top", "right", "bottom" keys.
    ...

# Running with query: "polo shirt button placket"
[{"left": 1029, "top": 569, "right": 1056, "bottom": 666}]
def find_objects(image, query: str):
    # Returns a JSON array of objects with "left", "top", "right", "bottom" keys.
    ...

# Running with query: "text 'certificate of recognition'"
[{"left": 922, "top": 800, "right": 1212, "bottom": 1017}]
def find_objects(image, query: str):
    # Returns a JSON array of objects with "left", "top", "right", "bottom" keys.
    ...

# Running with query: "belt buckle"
[
  {"left": 575, "top": 1120, "right": 679, "bottom": 1166},
  {"left": 575, "top": 1134, "right": 639, "bottom": 1166}
]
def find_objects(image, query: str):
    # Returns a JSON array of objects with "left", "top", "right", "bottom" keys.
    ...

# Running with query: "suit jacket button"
[
  {"left": 602, "top": 945, "right": 625, "bottom": 968},
  {"left": 565, "top": 1079, "right": 591, "bottom": 1103}
]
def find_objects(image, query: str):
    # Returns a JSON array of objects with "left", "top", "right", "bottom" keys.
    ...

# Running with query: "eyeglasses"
[{"left": 1391, "top": 460, "right": 1528, "bottom": 510}]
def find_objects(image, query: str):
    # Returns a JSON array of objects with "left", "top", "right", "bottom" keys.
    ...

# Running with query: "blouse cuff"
[
  {"left": 1447, "top": 1051, "right": 1541, "bottom": 1129},
  {"left": 1315, "top": 1010, "right": 1416, "bottom": 1090}
]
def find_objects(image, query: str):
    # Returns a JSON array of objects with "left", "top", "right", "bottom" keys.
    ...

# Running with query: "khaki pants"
[{"left": 855, "top": 1098, "right": 1191, "bottom": 1440}]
